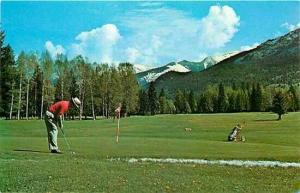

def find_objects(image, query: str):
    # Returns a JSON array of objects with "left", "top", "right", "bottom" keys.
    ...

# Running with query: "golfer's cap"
[{"left": 72, "top": 97, "right": 81, "bottom": 108}]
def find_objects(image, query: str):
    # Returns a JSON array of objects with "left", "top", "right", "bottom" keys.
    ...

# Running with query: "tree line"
[
  {"left": 0, "top": 31, "right": 139, "bottom": 120},
  {"left": 139, "top": 82, "right": 299, "bottom": 120}
]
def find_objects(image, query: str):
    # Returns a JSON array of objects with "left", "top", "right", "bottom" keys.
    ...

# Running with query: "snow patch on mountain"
[
  {"left": 143, "top": 63, "right": 190, "bottom": 83},
  {"left": 211, "top": 51, "right": 240, "bottom": 63},
  {"left": 134, "top": 64, "right": 150, "bottom": 73}
]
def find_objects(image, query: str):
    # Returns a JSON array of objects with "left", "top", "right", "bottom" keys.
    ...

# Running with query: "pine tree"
[
  {"left": 188, "top": 90, "right": 197, "bottom": 113},
  {"left": 148, "top": 82, "right": 159, "bottom": 115},
  {"left": 217, "top": 83, "right": 227, "bottom": 112},
  {"left": 256, "top": 83, "right": 263, "bottom": 111},
  {"left": 138, "top": 90, "right": 148, "bottom": 115},
  {"left": 288, "top": 85, "right": 299, "bottom": 111},
  {"left": 1, "top": 44, "right": 17, "bottom": 119},
  {"left": 174, "top": 89, "right": 184, "bottom": 113},
  {"left": 165, "top": 99, "right": 176, "bottom": 114},
  {"left": 272, "top": 91, "right": 288, "bottom": 120},
  {"left": 159, "top": 88, "right": 167, "bottom": 114}
]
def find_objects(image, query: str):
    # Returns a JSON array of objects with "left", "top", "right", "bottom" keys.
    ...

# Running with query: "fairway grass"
[{"left": 1, "top": 112, "right": 299, "bottom": 192}]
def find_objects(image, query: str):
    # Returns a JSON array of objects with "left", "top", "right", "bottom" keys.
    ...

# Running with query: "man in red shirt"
[{"left": 45, "top": 97, "right": 81, "bottom": 153}]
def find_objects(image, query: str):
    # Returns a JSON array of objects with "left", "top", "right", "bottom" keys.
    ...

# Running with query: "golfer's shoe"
[{"left": 50, "top": 149, "right": 62, "bottom": 154}]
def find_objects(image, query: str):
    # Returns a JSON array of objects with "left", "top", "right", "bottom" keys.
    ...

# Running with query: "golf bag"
[{"left": 228, "top": 127, "right": 238, "bottom": 141}]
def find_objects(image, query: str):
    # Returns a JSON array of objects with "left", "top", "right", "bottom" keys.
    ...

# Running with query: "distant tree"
[
  {"left": 0, "top": 43, "right": 16, "bottom": 119},
  {"left": 174, "top": 89, "right": 185, "bottom": 113},
  {"left": 235, "top": 90, "right": 247, "bottom": 112},
  {"left": 148, "top": 82, "right": 159, "bottom": 115},
  {"left": 197, "top": 87, "right": 216, "bottom": 113},
  {"left": 188, "top": 90, "right": 197, "bottom": 113},
  {"left": 288, "top": 85, "right": 299, "bottom": 111},
  {"left": 165, "top": 99, "right": 176, "bottom": 114},
  {"left": 119, "top": 63, "right": 139, "bottom": 116},
  {"left": 30, "top": 65, "right": 43, "bottom": 118},
  {"left": 25, "top": 53, "right": 38, "bottom": 119},
  {"left": 40, "top": 51, "right": 54, "bottom": 119},
  {"left": 16, "top": 51, "right": 26, "bottom": 120},
  {"left": 256, "top": 83, "right": 263, "bottom": 111},
  {"left": 217, "top": 83, "right": 228, "bottom": 112},
  {"left": 54, "top": 54, "right": 68, "bottom": 101},
  {"left": 272, "top": 91, "right": 288, "bottom": 120},
  {"left": 67, "top": 70, "right": 79, "bottom": 119},
  {"left": 159, "top": 88, "right": 167, "bottom": 114},
  {"left": 138, "top": 90, "right": 148, "bottom": 115},
  {"left": 228, "top": 92, "right": 236, "bottom": 112},
  {"left": 184, "top": 101, "right": 192, "bottom": 114}
]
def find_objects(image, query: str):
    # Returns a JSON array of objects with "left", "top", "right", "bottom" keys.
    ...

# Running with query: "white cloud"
[
  {"left": 126, "top": 47, "right": 140, "bottom": 63},
  {"left": 47, "top": 5, "right": 240, "bottom": 67},
  {"left": 240, "top": 42, "right": 259, "bottom": 51},
  {"left": 199, "top": 5, "right": 240, "bottom": 48},
  {"left": 45, "top": 41, "right": 65, "bottom": 58},
  {"left": 120, "top": 5, "right": 240, "bottom": 66},
  {"left": 281, "top": 22, "right": 300, "bottom": 31},
  {"left": 70, "top": 24, "right": 121, "bottom": 63}
]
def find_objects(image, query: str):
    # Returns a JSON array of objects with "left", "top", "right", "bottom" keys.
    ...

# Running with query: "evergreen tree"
[
  {"left": 288, "top": 85, "right": 299, "bottom": 111},
  {"left": 0, "top": 43, "right": 16, "bottom": 118},
  {"left": 174, "top": 89, "right": 185, "bottom": 113},
  {"left": 272, "top": 91, "right": 288, "bottom": 120},
  {"left": 159, "top": 88, "right": 167, "bottom": 114},
  {"left": 217, "top": 83, "right": 227, "bottom": 112},
  {"left": 148, "top": 82, "right": 159, "bottom": 115},
  {"left": 228, "top": 93, "right": 236, "bottom": 112},
  {"left": 256, "top": 83, "right": 263, "bottom": 111},
  {"left": 188, "top": 90, "right": 197, "bottom": 113},
  {"left": 138, "top": 90, "right": 148, "bottom": 115},
  {"left": 165, "top": 99, "right": 176, "bottom": 114}
]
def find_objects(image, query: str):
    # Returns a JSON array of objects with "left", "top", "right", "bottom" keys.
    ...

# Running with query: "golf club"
[{"left": 59, "top": 127, "right": 75, "bottom": 154}]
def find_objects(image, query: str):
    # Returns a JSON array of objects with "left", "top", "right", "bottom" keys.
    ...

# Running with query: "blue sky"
[{"left": 2, "top": 1, "right": 300, "bottom": 68}]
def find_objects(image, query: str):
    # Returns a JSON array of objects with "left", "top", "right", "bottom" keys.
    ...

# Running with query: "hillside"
[
  {"left": 153, "top": 29, "right": 300, "bottom": 95},
  {"left": 136, "top": 51, "right": 239, "bottom": 88}
]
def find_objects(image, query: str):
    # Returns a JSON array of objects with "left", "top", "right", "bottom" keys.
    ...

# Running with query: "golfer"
[{"left": 45, "top": 97, "right": 81, "bottom": 153}]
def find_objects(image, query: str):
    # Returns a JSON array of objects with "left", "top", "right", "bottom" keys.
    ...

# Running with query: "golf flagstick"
[{"left": 116, "top": 115, "right": 120, "bottom": 143}]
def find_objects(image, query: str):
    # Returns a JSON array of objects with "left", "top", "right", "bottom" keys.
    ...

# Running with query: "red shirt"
[{"left": 48, "top": 101, "right": 70, "bottom": 116}]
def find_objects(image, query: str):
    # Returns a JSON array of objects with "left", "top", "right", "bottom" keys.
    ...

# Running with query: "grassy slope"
[{"left": 1, "top": 112, "right": 300, "bottom": 192}]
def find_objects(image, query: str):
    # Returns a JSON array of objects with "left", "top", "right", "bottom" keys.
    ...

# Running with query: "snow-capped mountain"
[
  {"left": 143, "top": 63, "right": 190, "bottom": 83},
  {"left": 136, "top": 51, "right": 240, "bottom": 88},
  {"left": 211, "top": 51, "right": 240, "bottom": 63},
  {"left": 134, "top": 64, "right": 150, "bottom": 73},
  {"left": 153, "top": 28, "right": 300, "bottom": 94}
]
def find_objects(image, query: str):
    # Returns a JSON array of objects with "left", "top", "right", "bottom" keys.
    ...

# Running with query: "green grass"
[{"left": 1, "top": 112, "right": 300, "bottom": 192}]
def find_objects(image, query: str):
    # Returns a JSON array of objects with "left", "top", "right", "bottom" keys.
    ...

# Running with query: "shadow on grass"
[{"left": 13, "top": 149, "right": 49, "bottom": 154}]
